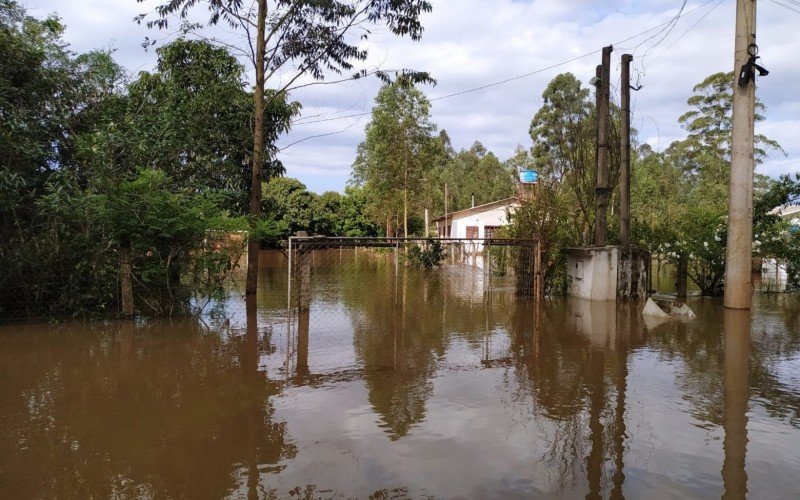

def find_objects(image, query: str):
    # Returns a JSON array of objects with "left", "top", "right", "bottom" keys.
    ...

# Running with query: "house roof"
[{"left": 431, "top": 197, "right": 518, "bottom": 223}]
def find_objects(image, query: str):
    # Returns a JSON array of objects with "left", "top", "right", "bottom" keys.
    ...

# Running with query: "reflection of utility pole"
[
  {"left": 611, "top": 306, "right": 629, "bottom": 500},
  {"left": 725, "top": 0, "right": 758, "bottom": 309},
  {"left": 586, "top": 350, "right": 605, "bottom": 500},
  {"left": 620, "top": 53, "right": 633, "bottom": 247},
  {"left": 594, "top": 46, "right": 613, "bottom": 247},
  {"left": 722, "top": 308, "right": 750, "bottom": 499}
]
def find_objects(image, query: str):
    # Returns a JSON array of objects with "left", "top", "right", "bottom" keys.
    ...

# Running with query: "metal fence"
[
  {"left": 278, "top": 236, "right": 543, "bottom": 377},
  {"left": 286, "top": 237, "right": 541, "bottom": 309}
]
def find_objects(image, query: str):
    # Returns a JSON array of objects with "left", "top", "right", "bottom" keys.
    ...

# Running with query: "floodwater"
[{"left": 1, "top": 250, "right": 799, "bottom": 499}]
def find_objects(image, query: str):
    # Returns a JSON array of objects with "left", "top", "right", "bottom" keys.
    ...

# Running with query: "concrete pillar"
[
  {"left": 724, "top": 0, "right": 757, "bottom": 309},
  {"left": 620, "top": 53, "right": 633, "bottom": 247}
]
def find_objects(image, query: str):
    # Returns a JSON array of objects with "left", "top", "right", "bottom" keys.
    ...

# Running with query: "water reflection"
[
  {"left": 1, "top": 250, "right": 800, "bottom": 497},
  {"left": 0, "top": 310, "right": 294, "bottom": 497},
  {"left": 722, "top": 308, "right": 750, "bottom": 500}
]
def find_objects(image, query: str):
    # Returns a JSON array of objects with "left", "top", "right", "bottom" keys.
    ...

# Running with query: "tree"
[
  {"left": 261, "top": 177, "right": 314, "bottom": 237},
  {"left": 675, "top": 72, "right": 782, "bottom": 185},
  {"left": 530, "top": 74, "right": 600, "bottom": 242},
  {"left": 338, "top": 186, "right": 380, "bottom": 237},
  {"left": 122, "top": 39, "right": 297, "bottom": 213},
  {"left": 312, "top": 191, "right": 342, "bottom": 236},
  {"left": 442, "top": 141, "right": 515, "bottom": 211},
  {"left": 352, "top": 82, "right": 437, "bottom": 236},
  {"left": 137, "top": 0, "right": 434, "bottom": 294},
  {"left": 634, "top": 72, "right": 784, "bottom": 295}
]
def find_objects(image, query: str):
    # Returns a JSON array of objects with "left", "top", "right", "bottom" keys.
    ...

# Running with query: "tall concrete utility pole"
[
  {"left": 724, "top": 0, "right": 757, "bottom": 309},
  {"left": 594, "top": 45, "right": 613, "bottom": 247},
  {"left": 620, "top": 53, "right": 633, "bottom": 247}
]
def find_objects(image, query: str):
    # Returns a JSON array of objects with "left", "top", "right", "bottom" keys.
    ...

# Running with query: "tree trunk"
[
  {"left": 246, "top": 0, "right": 268, "bottom": 296},
  {"left": 403, "top": 164, "right": 409, "bottom": 238},
  {"left": 676, "top": 255, "right": 688, "bottom": 303},
  {"left": 119, "top": 242, "right": 134, "bottom": 318}
]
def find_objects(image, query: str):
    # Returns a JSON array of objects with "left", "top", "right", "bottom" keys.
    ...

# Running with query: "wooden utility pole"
[
  {"left": 724, "top": 0, "right": 757, "bottom": 309},
  {"left": 594, "top": 46, "right": 613, "bottom": 247},
  {"left": 620, "top": 53, "right": 633, "bottom": 247}
]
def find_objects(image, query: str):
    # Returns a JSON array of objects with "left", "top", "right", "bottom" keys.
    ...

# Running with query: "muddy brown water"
[{"left": 1, "top": 250, "right": 799, "bottom": 498}]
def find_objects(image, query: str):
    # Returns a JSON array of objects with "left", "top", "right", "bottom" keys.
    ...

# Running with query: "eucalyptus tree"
[
  {"left": 442, "top": 141, "right": 515, "bottom": 212},
  {"left": 351, "top": 82, "right": 437, "bottom": 237},
  {"left": 137, "top": 0, "right": 434, "bottom": 294},
  {"left": 528, "top": 73, "right": 598, "bottom": 242},
  {"left": 632, "top": 72, "right": 784, "bottom": 295}
]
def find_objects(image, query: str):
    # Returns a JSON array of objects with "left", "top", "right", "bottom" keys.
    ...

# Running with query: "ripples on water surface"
[{"left": 1, "top": 250, "right": 799, "bottom": 498}]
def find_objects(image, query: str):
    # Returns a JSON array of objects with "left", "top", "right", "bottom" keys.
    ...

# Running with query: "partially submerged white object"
[
  {"left": 642, "top": 297, "right": 671, "bottom": 319},
  {"left": 642, "top": 297, "right": 696, "bottom": 323},
  {"left": 669, "top": 302, "right": 696, "bottom": 318}
]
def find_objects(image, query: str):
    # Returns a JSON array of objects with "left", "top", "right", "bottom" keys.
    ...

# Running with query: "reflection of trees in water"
[
  {"left": 341, "top": 257, "right": 519, "bottom": 440},
  {"left": 645, "top": 298, "right": 800, "bottom": 429},
  {"left": 505, "top": 301, "right": 638, "bottom": 496},
  {"left": 348, "top": 268, "right": 446, "bottom": 440},
  {"left": 0, "top": 316, "right": 294, "bottom": 498}
]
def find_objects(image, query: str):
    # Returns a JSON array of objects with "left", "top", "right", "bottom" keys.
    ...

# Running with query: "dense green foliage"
[
  {"left": 405, "top": 240, "right": 445, "bottom": 269},
  {"left": 0, "top": 2, "right": 262, "bottom": 318},
  {"left": 631, "top": 72, "right": 785, "bottom": 295}
]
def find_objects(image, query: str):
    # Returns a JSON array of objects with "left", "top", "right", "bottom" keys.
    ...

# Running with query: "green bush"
[{"left": 405, "top": 240, "right": 445, "bottom": 269}]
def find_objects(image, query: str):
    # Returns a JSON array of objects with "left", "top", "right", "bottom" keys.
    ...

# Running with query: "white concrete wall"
[{"left": 566, "top": 247, "right": 620, "bottom": 301}]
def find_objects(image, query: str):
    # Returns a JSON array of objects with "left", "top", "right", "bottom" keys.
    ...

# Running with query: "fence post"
[
  {"left": 394, "top": 238, "right": 399, "bottom": 276},
  {"left": 535, "top": 240, "right": 543, "bottom": 301},
  {"left": 298, "top": 248, "right": 311, "bottom": 311},
  {"left": 287, "top": 237, "right": 293, "bottom": 309}
]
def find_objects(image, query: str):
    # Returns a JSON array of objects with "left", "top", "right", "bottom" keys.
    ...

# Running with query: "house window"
[
  {"left": 466, "top": 226, "right": 479, "bottom": 239},
  {"left": 484, "top": 226, "right": 500, "bottom": 239}
]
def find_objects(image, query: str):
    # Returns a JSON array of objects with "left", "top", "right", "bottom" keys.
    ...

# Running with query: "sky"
[{"left": 23, "top": 0, "right": 800, "bottom": 194}]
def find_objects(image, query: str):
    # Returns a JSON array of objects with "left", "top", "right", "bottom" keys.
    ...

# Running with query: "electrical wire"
[
  {"left": 291, "top": 0, "right": 721, "bottom": 127},
  {"left": 649, "top": 0, "right": 725, "bottom": 65},
  {"left": 768, "top": 0, "right": 800, "bottom": 14}
]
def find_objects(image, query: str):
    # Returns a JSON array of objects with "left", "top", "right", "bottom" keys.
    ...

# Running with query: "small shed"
[{"left": 432, "top": 197, "right": 518, "bottom": 239}]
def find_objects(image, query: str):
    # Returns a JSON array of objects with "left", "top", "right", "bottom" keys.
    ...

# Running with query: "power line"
[
  {"left": 290, "top": 0, "right": 720, "bottom": 127},
  {"left": 635, "top": 0, "right": 688, "bottom": 62},
  {"left": 768, "top": 0, "right": 800, "bottom": 14},
  {"left": 649, "top": 0, "right": 725, "bottom": 65}
]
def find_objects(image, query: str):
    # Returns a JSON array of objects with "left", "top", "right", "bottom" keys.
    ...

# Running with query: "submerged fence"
[
  {"left": 286, "top": 237, "right": 542, "bottom": 312},
  {"left": 279, "top": 236, "right": 543, "bottom": 378}
]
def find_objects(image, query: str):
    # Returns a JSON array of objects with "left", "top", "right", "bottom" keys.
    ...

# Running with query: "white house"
[{"left": 432, "top": 197, "right": 518, "bottom": 239}]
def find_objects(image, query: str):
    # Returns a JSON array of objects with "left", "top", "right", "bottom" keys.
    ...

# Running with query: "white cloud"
[{"left": 25, "top": 0, "right": 800, "bottom": 192}]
